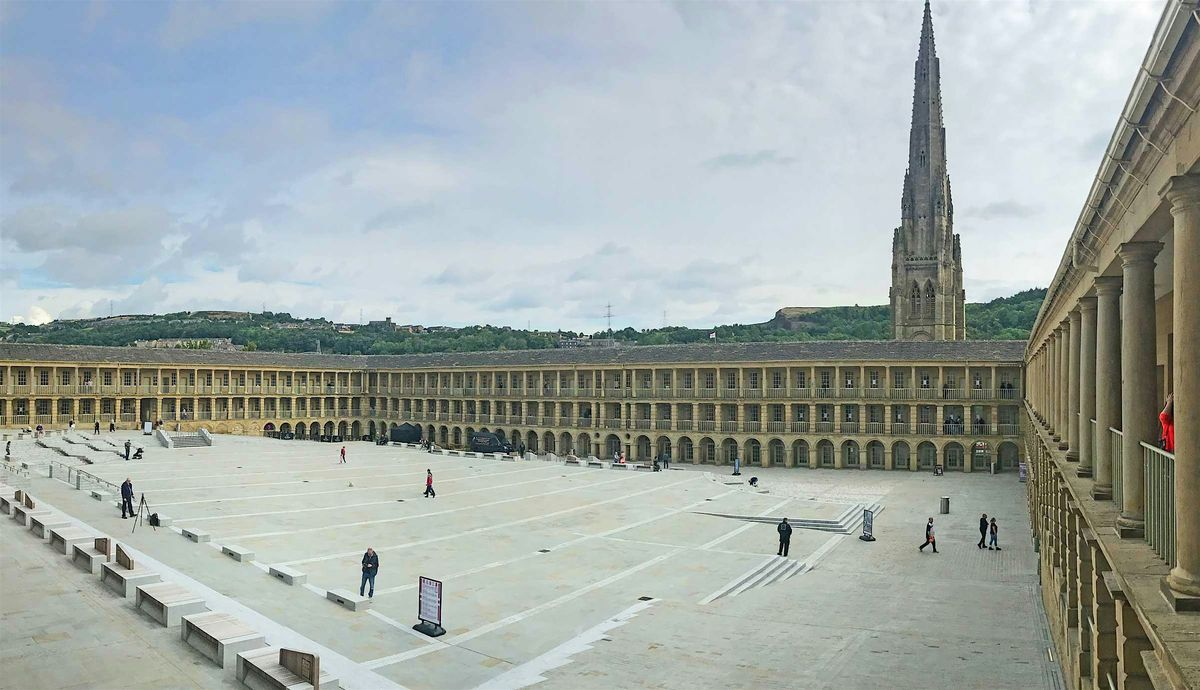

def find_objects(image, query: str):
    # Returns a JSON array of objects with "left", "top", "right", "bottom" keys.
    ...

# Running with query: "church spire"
[{"left": 903, "top": 0, "right": 949, "bottom": 257}]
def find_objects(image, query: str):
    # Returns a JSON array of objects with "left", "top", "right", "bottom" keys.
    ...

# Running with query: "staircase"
[
  {"left": 694, "top": 501, "right": 884, "bottom": 535},
  {"left": 171, "top": 434, "right": 209, "bottom": 449},
  {"left": 699, "top": 555, "right": 806, "bottom": 605}
]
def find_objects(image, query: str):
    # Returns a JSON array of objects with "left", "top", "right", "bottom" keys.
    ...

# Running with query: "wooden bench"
[
  {"left": 236, "top": 646, "right": 339, "bottom": 690},
  {"left": 30, "top": 513, "right": 71, "bottom": 541},
  {"left": 48, "top": 525, "right": 95, "bottom": 555},
  {"left": 326, "top": 588, "right": 371, "bottom": 611},
  {"left": 100, "top": 544, "right": 161, "bottom": 598},
  {"left": 222, "top": 544, "right": 255, "bottom": 562},
  {"left": 182, "top": 527, "right": 211, "bottom": 543},
  {"left": 135, "top": 581, "right": 208, "bottom": 627},
  {"left": 269, "top": 564, "right": 306, "bottom": 585},
  {"left": 73, "top": 536, "right": 112, "bottom": 574},
  {"left": 181, "top": 611, "right": 266, "bottom": 669}
]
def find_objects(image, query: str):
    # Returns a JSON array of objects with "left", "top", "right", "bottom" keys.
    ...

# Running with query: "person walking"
[
  {"left": 977, "top": 513, "right": 989, "bottom": 549},
  {"left": 988, "top": 517, "right": 1001, "bottom": 550},
  {"left": 732, "top": 455, "right": 741, "bottom": 476},
  {"left": 340, "top": 445, "right": 347, "bottom": 464},
  {"left": 5, "top": 440, "right": 10, "bottom": 458},
  {"left": 94, "top": 421, "right": 100, "bottom": 435},
  {"left": 424, "top": 469, "right": 436, "bottom": 498},
  {"left": 777, "top": 517, "right": 793, "bottom": 557},
  {"left": 120, "top": 478, "right": 135, "bottom": 519},
  {"left": 919, "top": 517, "right": 938, "bottom": 553},
  {"left": 124, "top": 439, "right": 132, "bottom": 461},
  {"left": 109, "top": 421, "right": 116, "bottom": 433},
  {"left": 360, "top": 547, "right": 379, "bottom": 598},
  {"left": 68, "top": 419, "right": 75, "bottom": 433}
]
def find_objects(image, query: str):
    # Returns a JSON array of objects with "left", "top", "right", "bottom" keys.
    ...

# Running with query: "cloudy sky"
[{"left": 0, "top": 0, "right": 1162, "bottom": 329}]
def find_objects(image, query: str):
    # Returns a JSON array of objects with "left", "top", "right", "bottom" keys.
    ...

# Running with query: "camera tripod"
[{"left": 132, "top": 492, "right": 157, "bottom": 533}]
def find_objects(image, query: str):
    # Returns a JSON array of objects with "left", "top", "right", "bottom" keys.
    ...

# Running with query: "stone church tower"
[{"left": 890, "top": 1, "right": 965, "bottom": 341}]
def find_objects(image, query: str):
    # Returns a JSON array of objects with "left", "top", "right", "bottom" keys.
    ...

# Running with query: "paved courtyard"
[{"left": 1, "top": 434, "right": 1060, "bottom": 689}]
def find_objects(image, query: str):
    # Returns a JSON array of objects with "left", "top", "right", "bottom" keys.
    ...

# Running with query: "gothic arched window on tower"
[
  {"left": 910, "top": 282, "right": 921, "bottom": 317},
  {"left": 919, "top": 150, "right": 926, "bottom": 167},
  {"left": 924, "top": 281, "right": 936, "bottom": 318}
]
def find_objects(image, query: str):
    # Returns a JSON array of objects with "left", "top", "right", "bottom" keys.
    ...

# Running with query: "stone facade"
[
  {"left": 0, "top": 342, "right": 1024, "bottom": 472},
  {"left": 890, "top": 2, "right": 965, "bottom": 341}
]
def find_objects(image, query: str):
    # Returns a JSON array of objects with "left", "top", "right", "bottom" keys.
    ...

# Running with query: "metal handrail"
[{"left": 1142, "top": 441, "right": 1176, "bottom": 567}]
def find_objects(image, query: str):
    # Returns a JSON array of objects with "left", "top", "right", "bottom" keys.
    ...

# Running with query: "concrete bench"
[
  {"left": 500, "top": 455, "right": 516, "bottom": 462},
  {"left": 326, "top": 589, "right": 371, "bottom": 611},
  {"left": 100, "top": 544, "right": 161, "bottom": 598},
  {"left": 181, "top": 611, "right": 266, "bottom": 669},
  {"left": 89, "top": 490, "right": 112, "bottom": 501},
  {"left": 135, "top": 581, "right": 208, "bottom": 627},
  {"left": 588, "top": 460, "right": 609, "bottom": 469},
  {"left": 182, "top": 527, "right": 211, "bottom": 543},
  {"left": 0, "top": 494, "right": 14, "bottom": 515},
  {"left": 222, "top": 544, "right": 255, "bottom": 562},
  {"left": 628, "top": 463, "right": 651, "bottom": 471},
  {"left": 30, "top": 514, "right": 72, "bottom": 541},
  {"left": 153, "top": 514, "right": 174, "bottom": 527},
  {"left": 12, "top": 504, "right": 51, "bottom": 528},
  {"left": 269, "top": 565, "right": 306, "bottom": 586},
  {"left": 73, "top": 536, "right": 113, "bottom": 574},
  {"left": 236, "top": 646, "right": 338, "bottom": 690},
  {"left": 48, "top": 525, "right": 95, "bottom": 555}
]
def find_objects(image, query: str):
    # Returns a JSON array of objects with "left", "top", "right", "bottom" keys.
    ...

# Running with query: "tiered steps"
[
  {"left": 699, "top": 555, "right": 806, "bottom": 605},
  {"left": 171, "top": 435, "right": 208, "bottom": 449}
]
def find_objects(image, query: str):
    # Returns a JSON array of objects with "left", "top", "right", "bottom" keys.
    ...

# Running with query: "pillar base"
[
  {"left": 1091, "top": 486, "right": 1112, "bottom": 500},
  {"left": 1075, "top": 466, "right": 1093, "bottom": 478},
  {"left": 1052, "top": 435, "right": 1061, "bottom": 442},
  {"left": 1160, "top": 578, "right": 1200, "bottom": 612},
  {"left": 1116, "top": 516, "right": 1145, "bottom": 540},
  {"left": 1066, "top": 450, "right": 1079, "bottom": 462}
]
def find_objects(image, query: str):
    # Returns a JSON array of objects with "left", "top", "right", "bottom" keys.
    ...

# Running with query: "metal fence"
[
  {"left": 1111, "top": 427, "right": 1123, "bottom": 507},
  {"left": 1142, "top": 442, "right": 1176, "bottom": 567}
]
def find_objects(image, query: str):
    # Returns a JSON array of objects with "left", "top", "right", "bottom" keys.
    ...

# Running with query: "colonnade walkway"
[{"left": 4, "top": 435, "right": 1060, "bottom": 689}]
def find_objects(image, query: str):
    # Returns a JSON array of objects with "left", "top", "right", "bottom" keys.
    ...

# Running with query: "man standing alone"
[
  {"left": 424, "top": 469, "right": 436, "bottom": 498},
  {"left": 360, "top": 547, "right": 379, "bottom": 598},
  {"left": 977, "top": 513, "right": 989, "bottom": 549},
  {"left": 120, "top": 478, "right": 135, "bottom": 519},
  {"left": 777, "top": 517, "right": 792, "bottom": 557},
  {"left": 124, "top": 439, "right": 131, "bottom": 461},
  {"left": 919, "top": 517, "right": 938, "bottom": 553}
]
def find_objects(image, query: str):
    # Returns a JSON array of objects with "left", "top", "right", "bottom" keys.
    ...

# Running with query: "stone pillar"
[
  {"left": 1163, "top": 175, "right": 1200, "bottom": 603},
  {"left": 1058, "top": 321, "right": 1071, "bottom": 451},
  {"left": 1094, "top": 276, "right": 1122, "bottom": 500},
  {"left": 1078, "top": 297, "right": 1097, "bottom": 477},
  {"left": 1050, "top": 330, "right": 1061, "bottom": 438},
  {"left": 1067, "top": 308, "right": 1081, "bottom": 461},
  {"left": 1117, "top": 241, "right": 1162, "bottom": 539}
]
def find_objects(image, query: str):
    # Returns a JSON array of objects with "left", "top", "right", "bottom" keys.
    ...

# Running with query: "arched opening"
[
  {"left": 678, "top": 436, "right": 694, "bottom": 463},
  {"left": 655, "top": 436, "right": 672, "bottom": 461},
  {"left": 293, "top": 423, "right": 305, "bottom": 439},
  {"left": 323, "top": 421, "right": 335, "bottom": 439},
  {"left": 636, "top": 435, "right": 651, "bottom": 461},
  {"left": 918, "top": 441, "right": 937, "bottom": 470},
  {"left": 721, "top": 438, "right": 739, "bottom": 466},
  {"left": 452, "top": 427, "right": 463, "bottom": 447},
  {"left": 944, "top": 441, "right": 965, "bottom": 471},
  {"left": 841, "top": 440, "right": 859, "bottom": 468},
  {"left": 526, "top": 430, "right": 538, "bottom": 453},
  {"left": 337, "top": 421, "right": 348, "bottom": 439},
  {"left": 427, "top": 425, "right": 436, "bottom": 442},
  {"left": 971, "top": 440, "right": 991, "bottom": 471},
  {"left": 745, "top": 439, "right": 761, "bottom": 466},
  {"left": 892, "top": 441, "right": 911, "bottom": 470},
  {"left": 496, "top": 429, "right": 507, "bottom": 443},
  {"left": 998, "top": 441, "right": 1020, "bottom": 471},
  {"left": 769, "top": 439, "right": 785, "bottom": 466},
  {"left": 367, "top": 421, "right": 376, "bottom": 438},
  {"left": 817, "top": 439, "right": 835, "bottom": 468},
  {"left": 309, "top": 422, "right": 320, "bottom": 440},
  {"left": 792, "top": 439, "right": 809, "bottom": 468},
  {"left": 350, "top": 420, "right": 361, "bottom": 440},
  {"left": 559, "top": 432, "right": 573, "bottom": 455},
  {"left": 699, "top": 437, "right": 716, "bottom": 464},
  {"left": 576, "top": 433, "right": 592, "bottom": 456},
  {"left": 924, "top": 280, "right": 936, "bottom": 318},
  {"left": 867, "top": 440, "right": 885, "bottom": 469},
  {"left": 439, "top": 426, "right": 449, "bottom": 446},
  {"left": 543, "top": 432, "right": 556, "bottom": 454},
  {"left": 279, "top": 422, "right": 291, "bottom": 435},
  {"left": 605, "top": 434, "right": 622, "bottom": 459},
  {"left": 263, "top": 422, "right": 275, "bottom": 433},
  {"left": 910, "top": 281, "right": 921, "bottom": 316}
]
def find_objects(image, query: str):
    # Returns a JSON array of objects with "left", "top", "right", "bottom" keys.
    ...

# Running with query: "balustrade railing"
[
  {"left": 1111, "top": 428, "right": 1123, "bottom": 506},
  {"left": 1142, "top": 442, "right": 1176, "bottom": 567}
]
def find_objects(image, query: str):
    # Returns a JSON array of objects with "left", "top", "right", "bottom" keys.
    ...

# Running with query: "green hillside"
[{"left": 3, "top": 288, "right": 1045, "bottom": 355}]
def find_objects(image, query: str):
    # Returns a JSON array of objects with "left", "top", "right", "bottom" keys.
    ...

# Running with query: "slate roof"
[{"left": 0, "top": 341, "right": 1026, "bottom": 370}]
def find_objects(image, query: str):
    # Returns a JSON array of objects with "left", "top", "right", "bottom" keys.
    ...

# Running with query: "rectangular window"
[
  {"left": 844, "top": 374, "right": 853, "bottom": 388},
  {"left": 772, "top": 406, "right": 783, "bottom": 422},
  {"left": 17, "top": 370, "right": 28, "bottom": 386},
  {"left": 61, "top": 371, "right": 71, "bottom": 385},
  {"left": 725, "top": 373, "right": 736, "bottom": 389},
  {"left": 683, "top": 372, "right": 694, "bottom": 388},
  {"left": 103, "top": 371, "right": 112, "bottom": 386},
  {"left": 749, "top": 372, "right": 759, "bottom": 389},
  {"left": 893, "top": 371, "right": 905, "bottom": 388},
  {"left": 39, "top": 371, "right": 49, "bottom": 386},
  {"left": 704, "top": 373, "right": 715, "bottom": 389},
  {"left": 255, "top": 375, "right": 262, "bottom": 386},
  {"left": 772, "top": 372, "right": 782, "bottom": 389},
  {"left": 795, "top": 371, "right": 807, "bottom": 388},
  {"left": 796, "top": 405, "right": 806, "bottom": 421},
  {"left": 641, "top": 374, "right": 651, "bottom": 388},
  {"left": 123, "top": 372, "right": 133, "bottom": 386},
  {"left": 820, "top": 371, "right": 831, "bottom": 388},
  {"left": 869, "top": 371, "right": 879, "bottom": 388}
]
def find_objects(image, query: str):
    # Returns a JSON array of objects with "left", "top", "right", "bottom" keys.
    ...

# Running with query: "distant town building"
[{"left": 133, "top": 338, "right": 240, "bottom": 351}]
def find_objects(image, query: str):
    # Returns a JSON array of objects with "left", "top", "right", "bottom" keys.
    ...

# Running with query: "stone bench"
[
  {"left": 269, "top": 565, "right": 306, "bottom": 586},
  {"left": 89, "top": 490, "right": 111, "bottom": 502},
  {"left": 0, "top": 495, "right": 15, "bottom": 516},
  {"left": 100, "top": 544, "right": 161, "bottom": 598},
  {"left": 587, "top": 460, "right": 607, "bottom": 469},
  {"left": 135, "top": 581, "right": 208, "bottom": 627},
  {"left": 182, "top": 527, "right": 211, "bottom": 543},
  {"left": 222, "top": 544, "right": 255, "bottom": 562},
  {"left": 12, "top": 504, "right": 51, "bottom": 528},
  {"left": 73, "top": 536, "right": 113, "bottom": 574},
  {"left": 628, "top": 463, "right": 651, "bottom": 471},
  {"left": 48, "top": 525, "right": 95, "bottom": 555},
  {"left": 236, "top": 646, "right": 338, "bottom": 690},
  {"left": 326, "top": 588, "right": 371, "bottom": 611},
  {"left": 181, "top": 611, "right": 266, "bottom": 669},
  {"left": 30, "top": 514, "right": 72, "bottom": 541}
]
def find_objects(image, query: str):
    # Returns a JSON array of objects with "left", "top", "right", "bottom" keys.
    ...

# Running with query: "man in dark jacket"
[
  {"left": 977, "top": 513, "right": 989, "bottom": 549},
  {"left": 120, "top": 478, "right": 135, "bottom": 519},
  {"left": 124, "top": 440, "right": 131, "bottom": 461},
  {"left": 360, "top": 547, "right": 379, "bottom": 598},
  {"left": 777, "top": 518, "right": 792, "bottom": 557},
  {"left": 919, "top": 517, "right": 938, "bottom": 553}
]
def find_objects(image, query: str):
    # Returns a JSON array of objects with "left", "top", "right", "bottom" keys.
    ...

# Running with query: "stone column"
[
  {"left": 1058, "top": 321, "right": 1071, "bottom": 451},
  {"left": 1163, "top": 175, "right": 1200, "bottom": 602},
  {"left": 1050, "top": 330, "right": 1061, "bottom": 438},
  {"left": 1078, "top": 297, "right": 1097, "bottom": 477},
  {"left": 1067, "top": 308, "right": 1081, "bottom": 461},
  {"left": 1094, "top": 276, "right": 1122, "bottom": 499},
  {"left": 1117, "top": 241, "right": 1162, "bottom": 538}
]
